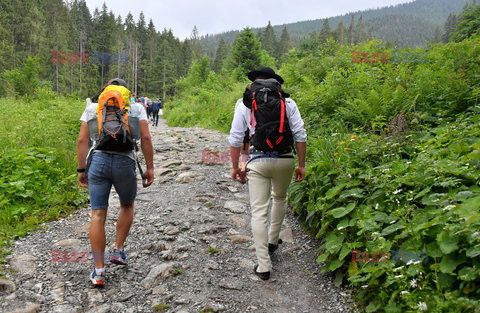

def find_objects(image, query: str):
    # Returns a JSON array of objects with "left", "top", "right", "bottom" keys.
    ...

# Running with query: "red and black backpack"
[{"left": 242, "top": 79, "right": 294, "bottom": 152}]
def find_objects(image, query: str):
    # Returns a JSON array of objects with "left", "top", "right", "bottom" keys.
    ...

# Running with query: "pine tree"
[
  {"left": 277, "top": 27, "right": 294, "bottom": 58},
  {"left": 190, "top": 26, "right": 203, "bottom": 59},
  {"left": 213, "top": 37, "right": 228, "bottom": 73},
  {"left": 260, "top": 21, "right": 277, "bottom": 57},
  {"left": 230, "top": 28, "right": 262, "bottom": 74},
  {"left": 319, "top": 19, "right": 332, "bottom": 43},
  {"left": 335, "top": 21, "right": 347, "bottom": 45},
  {"left": 432, "top": 26, "right": 442, "bottom": 43},
  {"left": 451, "top": 4, "right": 480, "bottom": 42},
  {"left": 442, "top": 13, "right": 458, "bottom": 43},
  {"left": 355, "top": 15, "right": 368, "bottom": 44},
  {"left": 347, "top": 14, "right": 355, "bottom": 45}
]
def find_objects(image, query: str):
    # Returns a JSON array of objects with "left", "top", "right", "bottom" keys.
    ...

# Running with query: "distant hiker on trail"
[
  {"left": 151, "top": 98, "right": 162, "bottom": 127},
  {"left": 158, "top": 98, "right": 164, "bottom": 116},
  {"left": 77, "top": 78, "right": 154, "bottom": 287},
  {"left": 228, "top": 67, "right": 307, "bottom": 280},
  {"left": 143, "top": 97, "right": 152, "bottom": 120}
]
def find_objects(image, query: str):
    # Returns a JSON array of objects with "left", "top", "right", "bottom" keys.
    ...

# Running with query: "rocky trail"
[{"left": 1, "top": 118, "right": 352, "bottom": 313}]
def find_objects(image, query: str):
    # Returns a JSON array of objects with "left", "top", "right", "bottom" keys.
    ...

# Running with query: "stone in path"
[
  {"left": 280, "top": 228, "right": 294, "bottom": 243},
  {"left": 0, "top": 279, "right": 16, "bottom": 294},
  {"left": 224, "top": 200, "right": 246, "bottom": 214},
  {"left": 6, "top": 302, "right": 41, "bottom": 313},
  {"left": 230, "top": 216, "right": 247, "bottom": 227},
  {"left": 229, "top": 235, "right": 253, "bottom": 244},
  {"left": 141, "top": 262, "right": 179, "bottom": 289},
  {"left": 54, "top": 238, "right": 82, "bottom": 248},
  {"left": 9, "top": 254, "right": 37, "bottom": 275}
]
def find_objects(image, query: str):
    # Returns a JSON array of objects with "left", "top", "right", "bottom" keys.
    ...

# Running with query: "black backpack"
[{"left": 242, "top": 78, "right": 293, "bottom": 152}]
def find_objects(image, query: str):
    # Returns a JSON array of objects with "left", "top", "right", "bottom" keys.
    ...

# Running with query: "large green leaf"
[
  {"left": 330, "top": 202, "right": 356, "bottom": 218},
  {"left": 325, "top": 232, "right": 345, "bottom": 254},
  {"left": 325, "top": 183, "right": 347, "bottom": 199},
  {"left": 439, "top": 254, "right": 464, "bottom": 273},
  {"left": 436, "top": 231, "right": 459, "bottom": 254},
  {"left": 381, "top": 222, "right": 405, "bottom": 236},
  {"left": 466, "top": 244, "right": 480, "bottom": 258},
  {"left": 327, "top": 259, "right": 344, "bottom": 271}
]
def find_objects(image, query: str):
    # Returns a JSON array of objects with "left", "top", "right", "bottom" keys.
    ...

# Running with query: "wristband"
[{"left": 77, "top": 168, "right": 86, "bottom": 173}]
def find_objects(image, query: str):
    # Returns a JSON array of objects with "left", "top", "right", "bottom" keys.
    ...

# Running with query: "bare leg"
[
  {"left": 90, "top": 209, "right": 107, "bottom": 269},
  {"left": 115, "top": 202, "right": 134, "bottom": 249}
]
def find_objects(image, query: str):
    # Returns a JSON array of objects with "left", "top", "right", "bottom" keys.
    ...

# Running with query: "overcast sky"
[{"left": 84, "top": 0, "right": 414, "bottom": 40}]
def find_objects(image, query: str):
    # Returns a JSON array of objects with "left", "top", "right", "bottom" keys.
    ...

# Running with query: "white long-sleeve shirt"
[{"left": 228, "top": 97, "right": 307, "bottom": 148}]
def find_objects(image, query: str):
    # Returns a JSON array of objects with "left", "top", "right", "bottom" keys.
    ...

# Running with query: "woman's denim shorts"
[{"left": 87, "top": 151, "right": 137, "bottom": 210}]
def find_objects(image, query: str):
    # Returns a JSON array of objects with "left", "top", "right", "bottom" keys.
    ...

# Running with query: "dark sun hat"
[{"left": 247, "top": 66, "right": 284, "bottom": 84}]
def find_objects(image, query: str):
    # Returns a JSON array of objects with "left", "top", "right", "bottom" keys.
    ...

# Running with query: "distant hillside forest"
[
  {"left": 0, "top": 0, "right": 474, "bottom": 99},
  {"left": 199, "top": 0, "right": 470, "bottom": 57}
]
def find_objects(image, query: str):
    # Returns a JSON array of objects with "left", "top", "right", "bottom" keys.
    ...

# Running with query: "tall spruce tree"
[
  {"left": 213, "top": 37, "right": 228, "bottom": 73},
  {"left": 277, "top": 27, "right": 294, "bottom": 58},
  {"left": 230, "top": 28, "right": 262, "bottom": 74},
  {"left": 347, "top": 14, "right": 355, "bottom": 45},
  {"left": 451, "top": 3, "right": 480, "bottom": 42},
  {"left": 319, "top": 18, "right": 332, "bottom": 43},
  {"left": 260, "top": 21, "right": 277, "bottom": 57},
  {"left": 442, "top": 12, "right": 458, "bottom": 43}
]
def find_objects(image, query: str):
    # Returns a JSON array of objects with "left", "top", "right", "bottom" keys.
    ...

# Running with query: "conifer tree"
[
  {"left": 213, "top": 37, "right": 228, "bottom": 73},
  {"left": 319, "top": 19, "right": 332, "bottom": 43},
  {"left": 260, "top": 21, "right": 277, "bottom": 57},
  {"left": 230, "top": 28, "right": 262, "bottom": 74},
  {"left": 442, "top": 12, "right": 458, "bottom": 43},
  {"left": 451, "top": 3, "right": 480, "bottom": 42},
  {"left": 335, "top": 21, "right": 346, "bottom": 45},
  {"left": 277, "top": 26, "right": 294, "bottom": 58}
]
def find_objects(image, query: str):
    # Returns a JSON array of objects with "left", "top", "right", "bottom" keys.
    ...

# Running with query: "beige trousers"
[{"left": 246, "top": 154, "right": 295, "bottom": 272}]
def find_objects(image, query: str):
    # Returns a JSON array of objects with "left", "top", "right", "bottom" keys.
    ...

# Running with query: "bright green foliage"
[
  {"left": 282, "top": 37, "right": 480, "bottom": 131},
  {"left": 289, "top": 109, "right": 480, "bottom": 312},
  {"left": 166, "top": 57, "right": 244, "bottom": 133},
  {"left": 282, "top": 36, "right": 480, "bottom": 312},
  {"left": 0, "top": 96, "right": 88, "bottom": 273},
  {"left": 3, "top": 57, "right": 41, "bottom": 97}
]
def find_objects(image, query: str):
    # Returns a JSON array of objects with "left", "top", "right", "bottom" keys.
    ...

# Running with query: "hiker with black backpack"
[
  {"left": 77, "top": 78, "right": 154, "bottom": 286},
  {"left": 151, "top": 98, "right": 162, "bottom": 127},
  {"left": 228, "top": 67, "right": 307, "bottom": 280}
]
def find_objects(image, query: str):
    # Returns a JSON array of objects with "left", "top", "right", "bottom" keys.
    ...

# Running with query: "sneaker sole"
[{"left": 90, "top": 278, "right": 105, "bottom": 286}]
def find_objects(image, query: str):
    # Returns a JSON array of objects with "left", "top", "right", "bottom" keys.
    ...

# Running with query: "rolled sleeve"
[
  {"left": 228, "top": 99, "right": 248, "bottom": 147},
  {"left": 286, "top": 99, "right": 307, "bottom": 143}
]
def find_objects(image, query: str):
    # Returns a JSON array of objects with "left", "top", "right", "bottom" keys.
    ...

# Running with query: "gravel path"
[{"left": 0, "top": 118, "right": 353, "bottom": 313}]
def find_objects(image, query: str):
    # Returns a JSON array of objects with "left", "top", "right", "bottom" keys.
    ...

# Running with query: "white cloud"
[{"left": 84, "top": 0, "right": 413, "bottom": 40}]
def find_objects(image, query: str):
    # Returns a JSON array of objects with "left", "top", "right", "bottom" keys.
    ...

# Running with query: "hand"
[
  {"left": 231, "top": 167, "right": 247, "bottom": 184},
  {"left": 144, "top": 168, "right": 154, "bottom": 187},
  {"left": 294, "top": 167, "right": 305, "bottom": 182},
  {"left": 78, "top": 172, "right": 88, "bottom": 187}
]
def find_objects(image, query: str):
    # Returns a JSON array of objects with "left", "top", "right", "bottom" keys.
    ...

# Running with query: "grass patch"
[
  {"left": 0, "top": 96, "right": 88, "bottom": 275},
  {"left": 174, "top": 268, "right": 185, "bottom": 275},
  {"left": 152, "top": 303, "right": 169, "bottom": 312},
  {"left": 206, "top": 247, "right": 221, "bottom": 254}
]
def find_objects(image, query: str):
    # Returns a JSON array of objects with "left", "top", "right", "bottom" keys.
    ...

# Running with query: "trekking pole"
[
  {"left": 136, "top": 157, "right": 148, "bottom": 188},
  {"left": 133, "top": 142, "right": 148, "bottom": 188}
]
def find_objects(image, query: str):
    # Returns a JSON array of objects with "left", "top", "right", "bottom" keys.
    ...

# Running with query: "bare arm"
[
  {"left": 230, "top": 145, "right": 247, "bottom": 184},
  {"left": 294, "top": 141, "right": 306, "bottom": 182},
  {"left": 77, "top": 122, "right": 90, "bottom": 187},
  {"left": 139, "top": 120, "right": 154, "bottom": 186}
]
